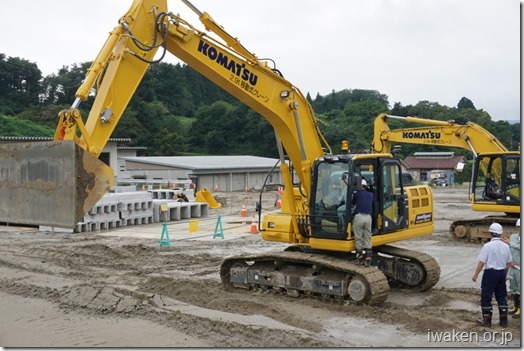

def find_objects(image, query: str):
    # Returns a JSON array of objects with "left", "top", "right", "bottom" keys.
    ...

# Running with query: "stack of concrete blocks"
[
  {"left": 80, "top": 193, "right": 122, "bottom": 231},
  {"left": 117, "top": 192, "right": 154, "bottom": 227},
  {"left": 40, "top": 189, "right": 208, "bottom": 233},
  {"left": 40, "top": 191, "right": 153, "bottom": 233},
  {"left": 150, "top": 189, "right": 209, "bottom": 223},
  {"left": 149, "top": 189, "right": 196, "bottom": 201}
]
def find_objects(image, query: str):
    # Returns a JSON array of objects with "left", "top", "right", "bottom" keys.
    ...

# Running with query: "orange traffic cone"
[
  {"left": 276, "top": 196, "right": 281, "bottom": 208},
  {"left": 277, "top": 186, "right": 284, "bottom": 195},
  {"left": 214, "top": 184, "right": 219, "bottom": 191},
  {"left": 241, "top": 205, "right": 247, "bottom": 217},
  {"left": 250, "top": 216, "right": 258, "bottom": 234}
]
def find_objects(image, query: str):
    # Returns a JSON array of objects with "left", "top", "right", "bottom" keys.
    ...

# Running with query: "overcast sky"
[{"left": 0, "top": 0, "right": 519, "bottom": 121}]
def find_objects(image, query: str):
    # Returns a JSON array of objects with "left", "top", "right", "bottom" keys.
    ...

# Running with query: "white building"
[{"left": 119, "top": 155, "right": 283, "bottom": 191}]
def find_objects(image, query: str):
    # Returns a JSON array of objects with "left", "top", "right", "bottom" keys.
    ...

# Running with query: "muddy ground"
[{"left": 0, "top": 185, "right": 520, "bottom": 347}]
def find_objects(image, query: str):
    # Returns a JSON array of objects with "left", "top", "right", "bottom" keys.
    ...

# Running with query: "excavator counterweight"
[{"left": 0, "top": 141, "right": 114, "bottom": 228}]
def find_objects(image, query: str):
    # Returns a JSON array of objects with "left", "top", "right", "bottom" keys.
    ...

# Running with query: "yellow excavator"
[
  {"left": 371, "top": 113, "right": 520, "bottom": 240},
  {"left": 0, "top": 0, "right": 441, "bottom": 305}
]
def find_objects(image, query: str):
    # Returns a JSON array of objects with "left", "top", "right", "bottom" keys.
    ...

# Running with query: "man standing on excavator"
[{"left": 351, "top": 178, "right": 373, "bottom": 267}]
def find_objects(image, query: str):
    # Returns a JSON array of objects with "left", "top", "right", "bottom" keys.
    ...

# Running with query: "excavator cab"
[
  {"left": 471, "top": 152, "right": 520, "bottom": 213},
  {"left": 308, "top": 154, "right": 408, "bottom": 240}
]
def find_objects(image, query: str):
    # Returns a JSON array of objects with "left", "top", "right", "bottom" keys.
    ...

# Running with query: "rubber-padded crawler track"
[
  {"left": 375, "top": 245, "right": 440, "bottom": 291},
  {"left": 220, "top": 251, "right": 390, "bottom": 306}
]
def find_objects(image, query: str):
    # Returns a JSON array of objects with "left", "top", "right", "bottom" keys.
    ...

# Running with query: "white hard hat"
[
  {"left": 517, "top": 218, "right": 521, "bottom": 227},
  {"left": 489, "top": 222, "right": 503, "bottom": 236},
  {"left": 361, "top": 178, "right": 367, "bottom": 187}
]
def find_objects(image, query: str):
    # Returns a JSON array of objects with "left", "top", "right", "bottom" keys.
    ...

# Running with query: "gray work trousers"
[{"left": 353, "top": 213, "right": 372, "bottom": 250}]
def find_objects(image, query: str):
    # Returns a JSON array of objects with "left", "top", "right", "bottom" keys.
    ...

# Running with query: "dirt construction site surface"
[{"left": 0, "top": 186, "right": 521, "bottom": 347}]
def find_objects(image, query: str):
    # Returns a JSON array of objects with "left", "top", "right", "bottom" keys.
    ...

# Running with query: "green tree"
[
  {"left": 1, "top": 52, "right": 516, "bottom": 160},
  {"left": 457, "top": 97, "right": 476, "bottom": 110},
  {"left": 190, "top": 101, "right": 234, "bottom": 154},
  {"left": 112, "top": 108, "right": 149, "bottom": 144},
  {"left": 508, "top": 122, "right": 521, "bottom": 151},
  {"left": 0, "top": 54, "right": 42, "bottom": 115},
  {"left": 39, "top": 63, "right": 90, "bottom": 106}
]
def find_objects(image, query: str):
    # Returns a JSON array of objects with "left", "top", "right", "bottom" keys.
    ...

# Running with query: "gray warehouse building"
[
  {"left": 0, "top": 137, "right": 284, "bottom": 192},
  {"left": 119, "top": 155, "right": 283, "bottom": 191}
]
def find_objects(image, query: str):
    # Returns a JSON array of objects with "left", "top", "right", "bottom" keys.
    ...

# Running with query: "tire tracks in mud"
[
  {"left": 0, "top": 229, "right": 520, "bottom": 347},
  {"left": 0, "top": 234, "right": 338, "bottom": 347}
]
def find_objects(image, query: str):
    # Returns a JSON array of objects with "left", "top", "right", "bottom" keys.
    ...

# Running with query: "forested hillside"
[{"left": 0, "top": 53, "right": 520, "bottom": 159}]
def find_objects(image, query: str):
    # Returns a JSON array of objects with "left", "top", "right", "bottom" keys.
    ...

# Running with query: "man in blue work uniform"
[
  {"left": 472, "top": 222, "right": 514, "bottom": 327},
  {"left": 351, "top": 178, "right": 373, "bottom": 267}
]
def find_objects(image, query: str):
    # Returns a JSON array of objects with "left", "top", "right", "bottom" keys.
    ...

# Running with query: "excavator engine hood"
[{"left": 0, "top": 141, "right": 114, "bottom": 228}]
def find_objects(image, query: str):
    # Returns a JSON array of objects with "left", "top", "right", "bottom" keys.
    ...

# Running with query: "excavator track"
[
  {"left": 220, "top": 251, "right": 390, "bottom": 306},
  {"left": 450, "top": 216, "right": 519, "bottom": 241},
  {"left": 373, "top": 245, "right": 440, "bottom": 291}
]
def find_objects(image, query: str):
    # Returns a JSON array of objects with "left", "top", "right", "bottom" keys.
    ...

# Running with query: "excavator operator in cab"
[{"left": 484, "top": 173, "right": 501, "bottom": 200}]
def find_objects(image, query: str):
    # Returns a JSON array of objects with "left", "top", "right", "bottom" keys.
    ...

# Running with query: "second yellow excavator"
[{"left": 371, "top": 113, "right": 520, "bottom": 240}]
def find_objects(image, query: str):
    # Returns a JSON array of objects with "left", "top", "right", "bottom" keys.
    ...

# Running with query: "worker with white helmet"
[
  {"left": 502, "top": 218, "right": 521, "bottom": 318},
  {"left": 472, "top": 222, "right": 514, "bottom": 327}
]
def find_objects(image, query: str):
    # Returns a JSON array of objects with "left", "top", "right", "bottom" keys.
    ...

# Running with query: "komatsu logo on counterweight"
[
  {"left": 197, "top": 40, "right": 258, "bottom": 86},
  {"left": 402, "top": 131, "right": 441, "bottom": 139}
]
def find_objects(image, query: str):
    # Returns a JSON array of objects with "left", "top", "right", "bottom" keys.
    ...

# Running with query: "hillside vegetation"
[{"left": 0, "top": 53, "right": 519, "bottom": 160}]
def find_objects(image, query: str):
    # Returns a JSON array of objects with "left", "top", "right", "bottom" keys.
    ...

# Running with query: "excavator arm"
[
  {"left": 371, "top": 113, "right": 508, "bottom": 155},
  {"left": 55, "top": 0, "right": 166, "bottom": 157},
  {"left": 370, "top": 113, "right": 512, "bottom": 178},
  {"left": 0, "top": 0, "right": 330, "bottom": 228}
]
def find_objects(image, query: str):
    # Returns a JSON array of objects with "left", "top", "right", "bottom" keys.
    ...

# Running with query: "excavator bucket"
[
  {"left": 0, "top": 141, "right": 114, "bottom": 228},
  {"left": 195, "top": 188, "right": 222, "bottom": 209}
]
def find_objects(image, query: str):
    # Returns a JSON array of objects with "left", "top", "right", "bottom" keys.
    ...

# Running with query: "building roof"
[
  {"left": 120, "top": 155, "right": 281, "bottom": 171},
  {"left": 117, "top": 146, "right": 148, "bottom": 150},
  {"left": 404, "top": 155, "right": 467, "bottom": 170},
  {"left": 413, "top": 152, "right": 455, "bottom": 157}
]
